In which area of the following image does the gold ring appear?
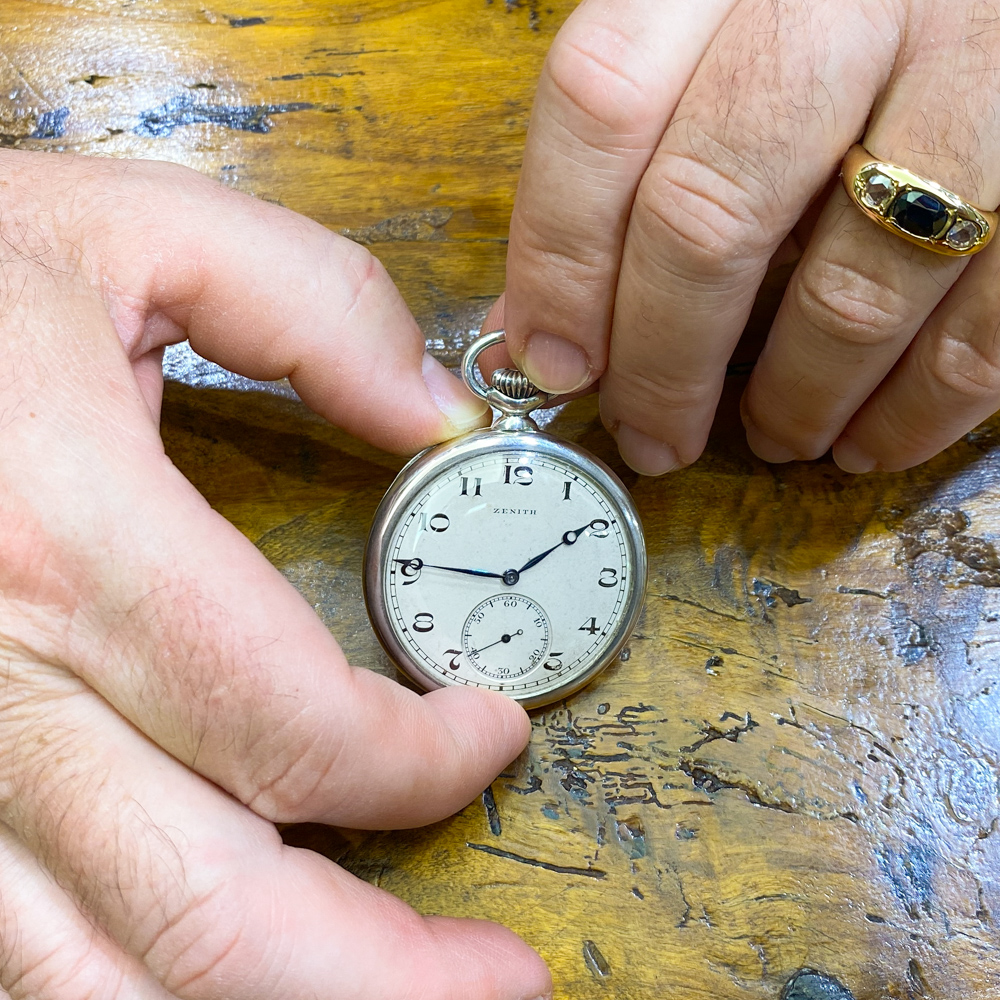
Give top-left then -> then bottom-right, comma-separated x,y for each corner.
841,144 -> 998,257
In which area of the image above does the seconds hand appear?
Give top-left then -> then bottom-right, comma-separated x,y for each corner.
470,629 -> 523,655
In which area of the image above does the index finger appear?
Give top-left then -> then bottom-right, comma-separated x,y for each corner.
504,0 -> 738,393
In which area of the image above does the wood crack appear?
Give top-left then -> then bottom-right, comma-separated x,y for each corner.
465,843 -> 607,879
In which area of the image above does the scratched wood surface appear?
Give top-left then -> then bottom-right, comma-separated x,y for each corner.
4,3 -> 999,999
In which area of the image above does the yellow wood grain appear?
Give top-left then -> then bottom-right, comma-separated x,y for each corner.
4,3 -> 1000,998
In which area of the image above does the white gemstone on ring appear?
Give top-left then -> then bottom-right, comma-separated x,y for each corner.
944,217 -> 984,251
861,172 -> 896,210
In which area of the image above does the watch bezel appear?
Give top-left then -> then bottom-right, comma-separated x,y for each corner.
363,425 -> 646,709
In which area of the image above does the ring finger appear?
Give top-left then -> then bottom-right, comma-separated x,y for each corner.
741,4 -> 1000,463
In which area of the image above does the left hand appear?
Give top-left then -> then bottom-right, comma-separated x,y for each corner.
501,0 -> 1000,475
0,151 -> 550,1000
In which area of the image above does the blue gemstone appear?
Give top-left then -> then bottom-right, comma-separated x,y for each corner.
890,190 -> 950,239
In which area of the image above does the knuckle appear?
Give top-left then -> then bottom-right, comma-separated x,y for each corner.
794,259 -> 911,348
545,24 -> 658,140
243,727 -> 343,822
634,152 -> 768,271
119,157 -> 219,203
336,243 -> 384,326
141,881 -> 255,994
614,366 -> 711,413
926,323 -> 1000,399
85,157 -> 205,225
511,212 -> 613,292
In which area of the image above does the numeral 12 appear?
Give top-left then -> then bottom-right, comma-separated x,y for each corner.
504,465 -> 533,486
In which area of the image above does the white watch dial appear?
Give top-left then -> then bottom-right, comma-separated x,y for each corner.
381,448 -> 635,698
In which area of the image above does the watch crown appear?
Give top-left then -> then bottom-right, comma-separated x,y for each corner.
491,367 -> 539,400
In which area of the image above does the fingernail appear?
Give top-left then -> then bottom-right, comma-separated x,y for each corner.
743,421 -> 802,464
521,331 -> 591,394
422,353 -> 489,433
615,423 -> 681,477
833,437 -> 878,474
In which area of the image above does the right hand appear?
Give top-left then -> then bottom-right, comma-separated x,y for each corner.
501,0 -> 1000,477
0,151 -> 552,1000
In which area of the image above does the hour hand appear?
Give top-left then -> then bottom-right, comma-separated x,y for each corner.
393,558 -> 503,583
516,520 -> 603,574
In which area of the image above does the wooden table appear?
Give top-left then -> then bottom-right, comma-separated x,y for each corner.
4,3 -> 998,997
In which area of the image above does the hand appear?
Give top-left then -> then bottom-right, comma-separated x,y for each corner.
397,518 -> 605,588
516,520 -> 607,575
0,151 -> 552,1000
395,557 -> 507,581
470,629 -> 524,655
501,0 -> 1000,475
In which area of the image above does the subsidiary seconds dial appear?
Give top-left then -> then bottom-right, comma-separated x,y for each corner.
462,594 -> 551,679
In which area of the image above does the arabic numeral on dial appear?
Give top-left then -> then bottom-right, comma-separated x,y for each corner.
460,477 -> 482,496
544,652 -> 564,671
503,464 -> 533,486
579,617 -> 600,635
598,567 -> 620,588
413,612 -> 435,633
562,481 -> 572,501
588,518 -> 610,538
418,512 -> 450,532
395,558 -> 423,584
533,617 -> 545,627
443,648 -> 462,670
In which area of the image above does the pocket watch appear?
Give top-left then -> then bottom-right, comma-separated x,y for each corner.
363,330 -> 647,709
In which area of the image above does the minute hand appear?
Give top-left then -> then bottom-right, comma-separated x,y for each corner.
394,558 -> 504,580
517,520 -> 602,574
425,563 -> 505,579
